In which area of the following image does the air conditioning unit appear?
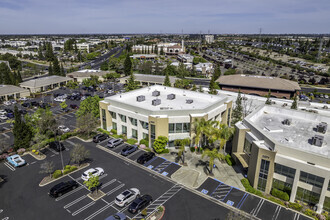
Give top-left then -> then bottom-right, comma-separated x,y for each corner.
152,99 -> 161,106
152,90 -> 160,97
186,99 -> 193,104
312,135 -> 324,147
167,94 -> 175,100
136,95 -> 145,102
316,122 -> 327,134
282,119 -> 292,126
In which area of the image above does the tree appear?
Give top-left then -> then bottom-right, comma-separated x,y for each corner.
265,90 -> 272,105
0,62 -> 13,85
84,173 -> 100,194
153,136 -> 168,154
124,53 -> 132,76
76,112 -> 98,138
164,73 -> 171,87
291,95 -> 298,110
60,101 -> 68,109
202,148 -> 225,174
193,118 -> 215,149
13,106 -> 33,150
40,161 -> 55,178
48,63 -> 53,75
76,96 -> 102,118
70,144 -> 90,165
210,123 -> 235,153
160,47 -> 164,55
175,138 -> 190,164
60,63 -> 65,76
191,84 -> 197,91
213,65 -> 221,80
208,76 -> 218,95
17,70 -> 22,83
126,72 -> 138,91
30,132 -> 47,151
53,57 -> 61,75
174,79 -> 192,89
35,108 -> 57,136
199,85 -> 203,92
231,91 -> 243,125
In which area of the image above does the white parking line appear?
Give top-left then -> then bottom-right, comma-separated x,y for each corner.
105,183 -> 125,196
1,133 -> 10,139
65,114 -> 74,118
72,201 -> 95,216
65,140 -> 76,146
64,195 -> 87,209
100,179 -> 117,189
4,162 -> 15,171
83,201 -> 115,220
48,148 -> 59,155
126,149 -> 141,159
56,186 -> 85,201
272,206 -> 281,220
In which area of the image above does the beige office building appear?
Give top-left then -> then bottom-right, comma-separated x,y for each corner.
232,105 -> 330,213
99,85 -> 232,147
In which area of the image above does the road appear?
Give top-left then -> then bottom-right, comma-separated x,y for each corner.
81,47 -> 123,70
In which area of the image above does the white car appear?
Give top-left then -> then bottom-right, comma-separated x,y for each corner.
19,97 -> 29,101
0,110 -> 6,115
10,100 -> 17,104
3,101 -> 11,106
58,125 -> 70,133
54,97 -> 65,102
115,188 -> 140,207
81,168 -> 104,181
0,115 -> 8,120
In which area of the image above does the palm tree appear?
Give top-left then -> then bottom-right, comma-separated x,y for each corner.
177,138 -> 190,165
193,118 -> 217,150
202,148 -> 225,174
217,123 -> 235,154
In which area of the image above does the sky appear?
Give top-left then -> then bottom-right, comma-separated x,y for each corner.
0,0 -> 329,34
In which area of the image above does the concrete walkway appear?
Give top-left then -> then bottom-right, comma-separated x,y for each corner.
162,149 -> 245,190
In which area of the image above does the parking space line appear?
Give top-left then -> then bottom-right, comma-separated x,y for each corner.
48,148 -> 59,155
126,149 -> 141,159
64,195 -> 87,209
66,140 -> 76,146
100,179 -> 117,189
153,161 -> 172,173
251,199 -> 265,216
1,133 -> 10,138
236,193 -> 248,209
65,114 -> 74,117
56,186 -> 85,201
4,162 -> 15,171
83,201 -> 115,220
272,206 -> 281,220
105,183 -> 125,196
143,157 -> 158,167
72,201 -> 95,216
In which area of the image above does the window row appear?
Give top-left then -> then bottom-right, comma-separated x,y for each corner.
296,187 -> 320,205
274,163 -> 296,179
299,171 -> 324,189
169,123 -> 190,134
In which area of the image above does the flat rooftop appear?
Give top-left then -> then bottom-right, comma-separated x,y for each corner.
20,75 -> 72,88
0,85 -> 29,96
104,85 -> 227,112
122,74 -> 177,84
248,106 -> 330,158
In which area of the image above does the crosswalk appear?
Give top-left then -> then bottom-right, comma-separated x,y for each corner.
153,160 -> 172,173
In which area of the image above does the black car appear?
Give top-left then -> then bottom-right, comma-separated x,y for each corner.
19,109 -> 28,115
93,134 -> 109,143
70,104 -> 79,109
128,194 -> 153,214
49,141 -> 66,152
4,108 -> 13,113
31,101 -> 39,107
137,152 -> 155,164
22,102 -> 31,108
49,180 -> 79,198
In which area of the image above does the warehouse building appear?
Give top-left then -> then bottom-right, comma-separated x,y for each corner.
0,85 -> 30,101
20,75 -> 73,93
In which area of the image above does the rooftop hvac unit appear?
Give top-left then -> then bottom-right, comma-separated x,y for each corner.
136,95 -> 145,102
152,99 -> 161,106
167,94 -> 175,100
312,135 -> 324,147
186,99 -> 193,104
282,119 -> 292,126
152,90 -> 160,97
316,122 -> 327,134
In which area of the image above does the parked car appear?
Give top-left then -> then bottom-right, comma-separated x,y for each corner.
107,138 -> 124,148
19,97 -> 29,101
128,194 -> 153,214
137,152 -> 155,164
19,109 -> 28,115
105,213 -> 127,220
3,101 -> 11,106
7,154 -> 26,167
70,104 -> 79,109
10,100 -> 17,104
49,141 -> 66,152
121,145 -> 138,156
6,113 -> 14,118
81,168 -> 104,181
115,188 -> 140,207
54,97 -> 65,102
31,101 -> 39,107
58,125 -> 70,133
0,115 -> 8,120
22,102 -> 31,108
49,180 -> 79,198
93,134 -> 109,143
4,108 -> 13,113
0,109 -> 6,114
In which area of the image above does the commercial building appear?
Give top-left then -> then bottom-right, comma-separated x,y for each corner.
76,43 -> 90,53
216,75 -> 301,99
130,54 -> 158,60
205,35 -> 215,44
99,85 -> 232,147
66,69 -> 109,83
0,85 -> 30,101
194,62 -> 214,76
20,75 -> 73,93
119,74 -> 177,87
177,54 -> 194,63
232,105 -> 330,213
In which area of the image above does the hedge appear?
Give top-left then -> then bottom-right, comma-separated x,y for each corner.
241,178 -> 264,197
111,129 -> 117,134
225,154 -> 235,166
267,196 -> 285,206
97,128 -> 110,135
271,188 -> 289,201
159,149 -> 169,154
52,170 -> 63,179
139,139 -> 149,147
288,202 -> 303,211
190,147 -> 195,152
60,132 -> 76,141
304,209 -> 316,218
127,138 -> 138,145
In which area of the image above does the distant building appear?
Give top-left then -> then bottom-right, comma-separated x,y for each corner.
76,43 -> 90,53
120,74 -> 177,86
0,85 -> 30,101
205,35 -> 215,44
177,54 -> 194,63
194,63 -> 214,76
66,69 -> 109,83
20,75 -> 73,93
216,75 -> 301,99
130,54 -> 158,60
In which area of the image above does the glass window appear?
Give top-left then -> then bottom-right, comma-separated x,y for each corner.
122,125 -> 127,135
175,123 -> 183,133
296,187 -> 320,205
274,163 -> 296,179
140,121 -> 148,129
110,111 -> 116,119
299,171 -> 324,188
169,123 -> 175,133
183,123 -> 190,133
102,109 -> 106,130
257,159 -> 270,192
324,197 -> 330,212
129,117 -> 137,126
243,139 -> 252,155
143,133 -> 148,140
119,114 -> 126,123
272,179 -> 292,195
112,122 -> 117,130
150,124 -> 155,140
132,129 -> 137,139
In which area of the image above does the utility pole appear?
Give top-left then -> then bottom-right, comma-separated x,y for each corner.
259,28 -> 262,43
317,37 -> 323,62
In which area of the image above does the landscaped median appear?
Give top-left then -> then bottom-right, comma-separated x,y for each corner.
147,206 -> 165,220
39,163 -> 90,187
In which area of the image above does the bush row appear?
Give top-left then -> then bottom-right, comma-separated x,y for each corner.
139,139 -> 149,147
52,165 -> 77,179
271,188 -> 289,201
225,154 -> 235,166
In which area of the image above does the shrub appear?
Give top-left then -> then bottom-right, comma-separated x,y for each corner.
271,188 -> 289,201
288,202 -> 303,211
157,206 -> 164,213
127,138 -> 137,145
160,149 -> 169,154
17,148 -> 26,155
63,169 -> 71,175
304,209 -> 316,217
153,136 -> 168,154
241,178 -> 264,197
97,128 -> 110,135
60,132 -> 76,141
139,139 -> 149,147
52,170 -> 63,179
225,154 -> 235,166
190,147 -> 195,152
70,166 -> 77,172
65,165 -> 71,170
111,129 -> 117,134
32,149 -> 36,153
267,196 -> 285,206
35,151 -> 39,155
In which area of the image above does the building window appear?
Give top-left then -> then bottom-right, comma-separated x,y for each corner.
175,123 -> 183,133
183,123 -> 190,133
140,120 -> 148,129
119,114 -> 126,123
274,163 -> 296,179
150,124 -> 155,140
243,139 -> 252,155
272,179 -> 292,195
324,197 -> 330,212
110,111 -> 116,119
143,133 -> 148,140
296,187 -> 320,205
257,159 -> 270,192
129,117 -> 137,126
102,109 -> 106,130
299,171 -> 324,188
227,108 -> 231,126
132,129 -> 137,139
169,123 -> 175,133
112,122 -> 117,130
169,123 -> 190,133
122,125 -> 127,135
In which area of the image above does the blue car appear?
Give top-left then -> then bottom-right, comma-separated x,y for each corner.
120,145 -> 138,156
7,154 -> 26,167
6,113 -> 14,118
105,212 -> 127,220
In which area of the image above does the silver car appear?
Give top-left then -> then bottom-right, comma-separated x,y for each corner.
106,138 -> 123,148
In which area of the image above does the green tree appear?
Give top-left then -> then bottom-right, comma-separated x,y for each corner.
76,112 -> 98,138
0,62 -> 13,85
60,63 -> 65,76
60,101 -> 68,109
17,70 -> 22,83
126,72 -> 138,91
84,173 -> 100,194
191,83 -> 197,91
193,118 -> 215,149
53,58 -> 61,75
124,53 -> 132,76
13,106 -> 33,150
175,138 -> 190,164
164,64 -> 177,76
265,90 -> 272,105
82,76 -> 99,88
213,65 -> 221,80
66,81 -> 79,89
164,73 -> 171,87
231,91 -> 243,125
208,76 -> 218,95
291,95 -> 298,110
70,144 -> 90,165
202,148 -> 225,174
174,79 -> 192,89
160,47 -> 164,55
153,136 -> 168,154
48,62 -> 53,75
35,108 -> 57,137
210,123 -> 235,153
76,96 -> 102,118
40,161 -> 55,178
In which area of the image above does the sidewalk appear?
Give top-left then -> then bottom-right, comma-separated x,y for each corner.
162,149 -> 245,190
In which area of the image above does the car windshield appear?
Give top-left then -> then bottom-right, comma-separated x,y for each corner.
82,173 -> 87,176
115,198 -> 122,202
122,190 -> 130,196
130,202 -> 138,208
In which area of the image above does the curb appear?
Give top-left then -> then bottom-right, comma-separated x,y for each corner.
27,151 -> 46,161
39,163 -> 90,187
87,190 -> 106,201
74,136 -> 93,143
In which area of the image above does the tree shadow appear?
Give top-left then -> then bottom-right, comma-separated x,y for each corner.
0,174 -> 7,189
